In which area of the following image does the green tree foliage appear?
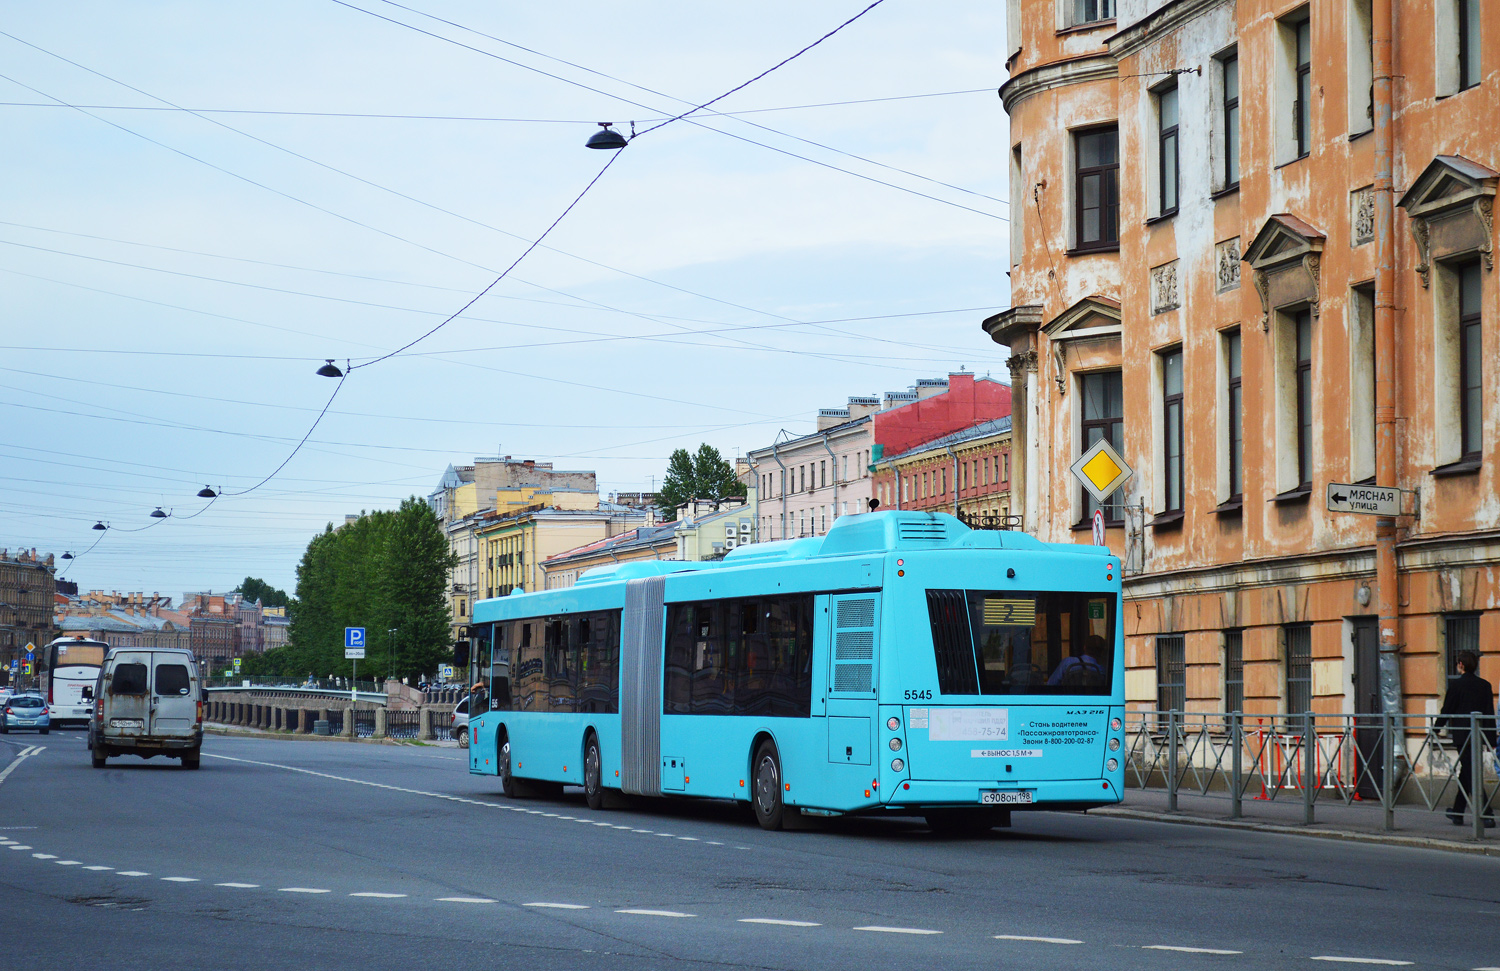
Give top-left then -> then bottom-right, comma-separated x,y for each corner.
657,444 -> 747,520
287,498 -> 457,682
234,576 -> 289,608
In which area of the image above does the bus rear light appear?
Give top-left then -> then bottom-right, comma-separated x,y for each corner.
891,758 -> 904,772
864,789 -> 870,798
1108,738 -> 1120,751
1106,758 -> 1118,772
887,716 -> 900,731
1110,717 -> 1122,731
888,738 -> 902,752
739,779 -> 744,787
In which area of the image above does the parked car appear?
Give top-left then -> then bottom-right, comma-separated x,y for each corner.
453,696 -> 469,748
88,647 -> 203,769
1,694 -> 49,734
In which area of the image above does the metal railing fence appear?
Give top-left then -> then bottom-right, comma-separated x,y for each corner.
385,709 -> 420,740
324,708 -> 344,735
352,708 -> 376,738
1126,710 -> 1498,840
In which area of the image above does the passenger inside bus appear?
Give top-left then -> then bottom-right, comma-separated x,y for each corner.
1046,634 -> 1107,687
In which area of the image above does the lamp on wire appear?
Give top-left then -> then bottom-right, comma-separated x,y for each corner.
92,521 -> 107,531
61,552 -> 73,560
197,486 -> 218,499
316,359 -> 344,378
585,122 -> 628,150
150,507 -> 169,519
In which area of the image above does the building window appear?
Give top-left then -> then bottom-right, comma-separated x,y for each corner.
1156,634 -> 1185,713
1010,144 -> 1024,267
1161,348 -> 1184,512
1459,0 -> 1481,90
1348,0 -> 1373,133
1157,83 -> 1179,215
1074,126 -> 1119,251
1081,370 -> 1124,523
1285,624 -> 1312,716
982,457 -> 990,484
1224,630 -> 1244,712
1445,613 -> 1481,683
1221,52 -> 1240,185
1074,0 -> 1115,24
1226,330 -> 1243,499
1281,309 -> 1314,491
1293,17 -> 1312,158
1458,261 -> 1483,460
1003,453 -> 1010,482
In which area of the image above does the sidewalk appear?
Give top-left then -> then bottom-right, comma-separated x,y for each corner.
1100,787 -> 1500,857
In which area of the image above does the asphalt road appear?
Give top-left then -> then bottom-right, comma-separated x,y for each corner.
1,731 -> 1497,971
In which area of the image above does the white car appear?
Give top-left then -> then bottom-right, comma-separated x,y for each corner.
452,697 -> 470,747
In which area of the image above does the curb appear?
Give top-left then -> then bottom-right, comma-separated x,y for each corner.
1093,805 -> 1500,858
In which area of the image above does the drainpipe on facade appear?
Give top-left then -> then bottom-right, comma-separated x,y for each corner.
881,459 -> 902,510
1372,0 -> 1406,763
770,442 -> 788,541
820,433 -> 839,529
943,446 -> 960,516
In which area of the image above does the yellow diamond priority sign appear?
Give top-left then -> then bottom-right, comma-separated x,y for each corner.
1070,438 -> 1133,503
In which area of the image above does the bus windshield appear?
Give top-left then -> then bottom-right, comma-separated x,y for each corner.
927,589 -> 1116,696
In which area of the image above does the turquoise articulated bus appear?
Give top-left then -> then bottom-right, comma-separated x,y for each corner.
466,511 -> 1125,833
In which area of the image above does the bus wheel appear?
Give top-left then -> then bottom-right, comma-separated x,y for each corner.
752,741 -> 784,831
583,734 -> 604,811
498,738 -> 517,798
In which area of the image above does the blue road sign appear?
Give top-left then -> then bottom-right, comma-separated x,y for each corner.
25,651 -> 34,663
345,627 -> 366,649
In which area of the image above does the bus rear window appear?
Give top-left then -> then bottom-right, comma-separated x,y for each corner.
925,590 -> 1115,696
156,665 -> 191,695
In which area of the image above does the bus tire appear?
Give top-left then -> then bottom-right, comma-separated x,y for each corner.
583,733 -> 604,811
91,747 -> 107,769
752,740 -> 785,831
498,736 -> 517,798
182,751 -> 201,770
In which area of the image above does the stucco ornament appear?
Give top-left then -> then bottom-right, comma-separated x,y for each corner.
1006,350 -> 1038,374
1254,267 -> 1271,332
1303,252 -> 1322,318
1150,260 -> 1181,314
1216,238 -> 1241,292
1476,198 -> 1494,271
1410,217 -> 1432,288
1353,188 -> 1375,245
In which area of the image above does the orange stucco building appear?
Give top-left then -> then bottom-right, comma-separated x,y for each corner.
985,0 -> 1498,721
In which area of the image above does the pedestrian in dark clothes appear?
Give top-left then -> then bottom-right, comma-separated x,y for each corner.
1438,650 -> 1496,827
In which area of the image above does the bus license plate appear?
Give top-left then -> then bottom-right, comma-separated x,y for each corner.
980,790 -> 1033,805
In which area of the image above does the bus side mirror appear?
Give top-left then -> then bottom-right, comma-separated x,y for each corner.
453,640 -> 470,668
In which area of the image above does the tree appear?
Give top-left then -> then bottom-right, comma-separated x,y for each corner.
657,444 -> 747,520
287,499 -> 456,682
234,576 -> 289,608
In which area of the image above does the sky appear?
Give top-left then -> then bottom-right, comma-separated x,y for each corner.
1,0 -> 1013,599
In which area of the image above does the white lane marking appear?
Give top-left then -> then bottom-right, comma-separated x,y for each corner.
7,846 -> 31,851
631,829 -> 652,833
524,902 -> 590,910
739,918 -> 821,927
84,866 -> 113,871
677,836 -> 699,841
1310,959 -> 1414,966
438,897 -> 496,904
994,935 -> 1083,945
617,909 -> 696,918
161,877 -> 199,883
350,892 -> 407,898
55,861 -> 82,866
216,882 -> 259,888
279,887 -> 331,894
706,841 -> 724,846
611,825 -> 632,830
117,871 -> 150,877
1143,945 -> 1242,955
32,853 -> 57,859
856,926 -> 942,935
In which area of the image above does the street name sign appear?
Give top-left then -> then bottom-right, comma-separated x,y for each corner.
344,648 -> 366,660
1070,438 -> 1133,503
1326,483 -> 1400,516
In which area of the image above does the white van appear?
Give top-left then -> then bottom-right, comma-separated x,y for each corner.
88,648 -> 203,770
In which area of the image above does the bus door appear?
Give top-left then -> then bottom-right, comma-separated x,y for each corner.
825,594 -> 879,785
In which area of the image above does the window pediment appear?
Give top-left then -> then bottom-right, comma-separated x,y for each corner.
1243,215 -> 1326,330
1042,295 -> 1122,341
1398,154 -> 1496,286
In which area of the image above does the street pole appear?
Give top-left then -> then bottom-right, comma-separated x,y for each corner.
351,657 -> 357,704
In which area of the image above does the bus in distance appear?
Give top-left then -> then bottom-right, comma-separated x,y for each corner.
41,636 -> 109,726
466,511 -> 1124,833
